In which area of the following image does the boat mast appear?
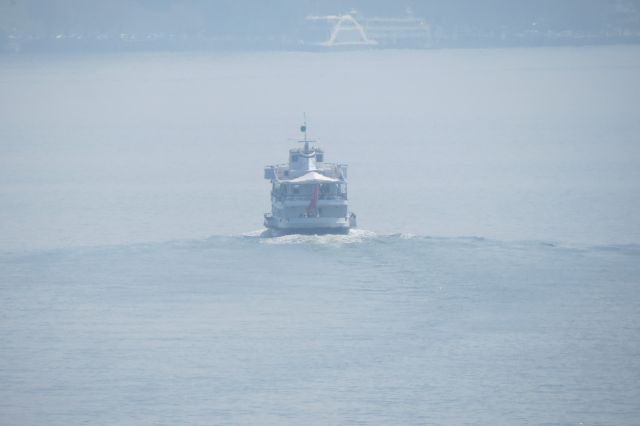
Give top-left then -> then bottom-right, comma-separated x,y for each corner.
300,113 -> 309,154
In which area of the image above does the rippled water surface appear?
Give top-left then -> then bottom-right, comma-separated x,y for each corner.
1,47 -> 640,425
1,234 -> 639,425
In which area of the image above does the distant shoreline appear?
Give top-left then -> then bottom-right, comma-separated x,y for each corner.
3,33 -> 640,55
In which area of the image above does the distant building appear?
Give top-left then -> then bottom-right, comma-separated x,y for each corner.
305,10 -> 431,49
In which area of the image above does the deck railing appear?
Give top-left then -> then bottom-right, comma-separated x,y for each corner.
272,194 -> 347,202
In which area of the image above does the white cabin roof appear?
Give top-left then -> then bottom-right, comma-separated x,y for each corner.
286,171 -> 340,184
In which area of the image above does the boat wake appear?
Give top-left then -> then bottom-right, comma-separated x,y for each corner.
3,229 -> 639,259
244,228 -> 378,245
239,228 -> 640,255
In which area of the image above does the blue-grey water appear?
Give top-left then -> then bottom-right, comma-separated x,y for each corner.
1,47 -> 640,425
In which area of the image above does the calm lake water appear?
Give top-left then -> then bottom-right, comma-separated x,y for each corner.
1,46 -> 639,425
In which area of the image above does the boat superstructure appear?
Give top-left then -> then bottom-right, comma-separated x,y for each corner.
263,122 -> 356,235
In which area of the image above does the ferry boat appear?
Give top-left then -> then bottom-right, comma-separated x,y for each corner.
263,122 -> 356,235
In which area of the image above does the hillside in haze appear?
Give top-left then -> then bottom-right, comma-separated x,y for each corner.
2,0 -> 640,51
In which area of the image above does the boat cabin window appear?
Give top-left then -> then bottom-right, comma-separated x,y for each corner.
320,183 -> 338,195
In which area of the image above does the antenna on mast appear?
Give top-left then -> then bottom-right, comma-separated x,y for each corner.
300,113 -> 311,153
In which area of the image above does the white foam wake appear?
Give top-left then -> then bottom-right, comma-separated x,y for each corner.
250,228 -> 378,245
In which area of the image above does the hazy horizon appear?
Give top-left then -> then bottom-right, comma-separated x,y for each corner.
2,0 -> 640,52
